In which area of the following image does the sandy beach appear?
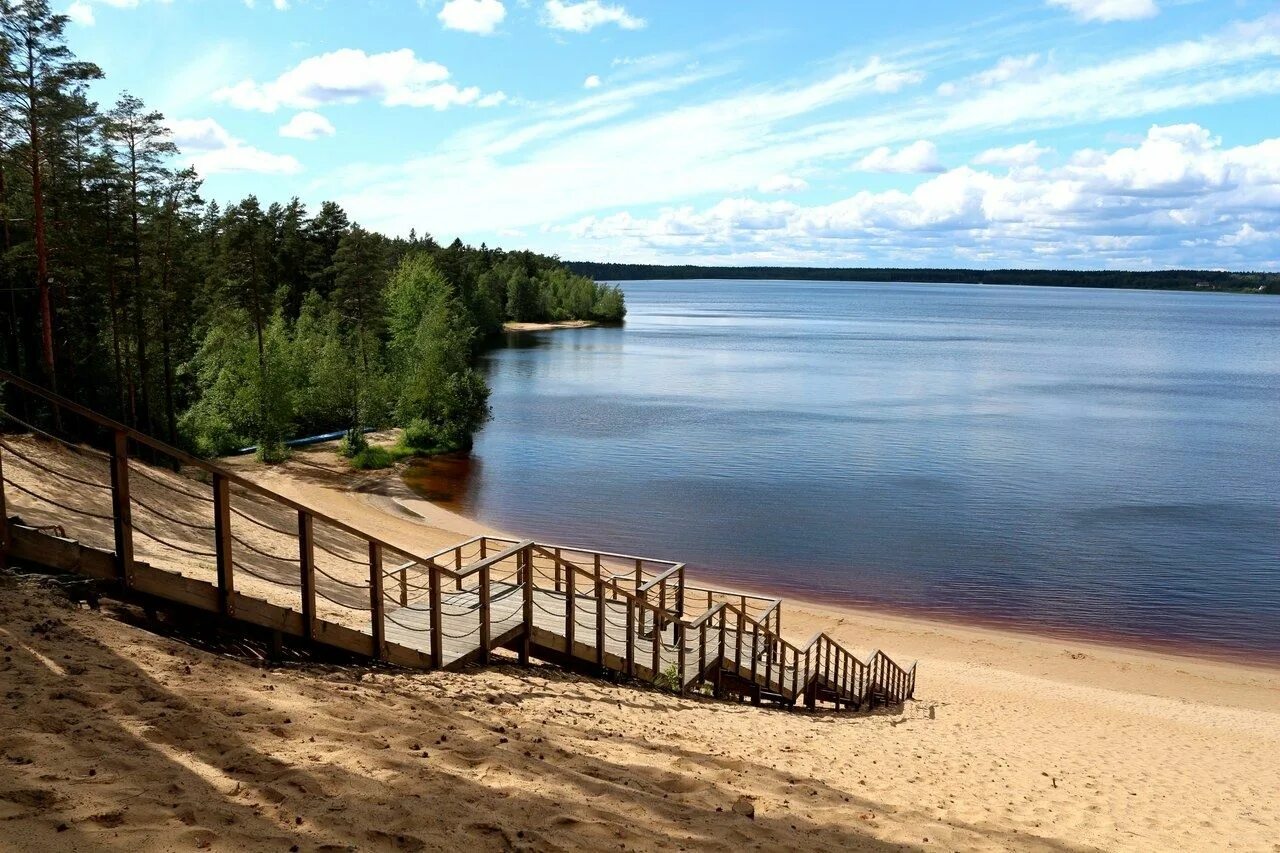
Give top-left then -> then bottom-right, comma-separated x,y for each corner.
502,320 -> 600,333
1,438 -> 1278,851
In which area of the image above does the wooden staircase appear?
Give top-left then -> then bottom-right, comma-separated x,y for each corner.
0,369 -> 917,710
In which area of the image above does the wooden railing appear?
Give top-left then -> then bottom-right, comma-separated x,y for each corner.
0,369 -> 916,709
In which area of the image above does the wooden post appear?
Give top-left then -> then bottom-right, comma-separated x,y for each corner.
368,542 -> 384,660
480,537 -> 488,559
520,546 -> 533,665
211,472 -> 232,614
565,551 -> 576,653
734,609 -> 744,671
298,511 -> 316,641
398,566 -> 408,607
624,599 -> 635,676
454,545 -> 463,591
698,620 -> 707,683
783,640 -> 793,696
650,606 -> 661,677
555,546 -> 562,592
677,623 -> 688,695
764,629 -> 773,687
825,638 -> 834,692
429,562 -> 443,667
478,563 -> 491,664
750,625 -> 759,684
717,609 -> 726,665
110,431 -> 136,587
0,446 -> 10,570
594,556 -> 605,667
805,644 -> 814,709
676,565 -> 685,617
634,558 -> 642,593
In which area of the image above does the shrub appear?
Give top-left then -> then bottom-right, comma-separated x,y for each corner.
654,662 -> 682,693
349,445 -> 393,470
398,418 -> 447,454
339,428 -> 368,458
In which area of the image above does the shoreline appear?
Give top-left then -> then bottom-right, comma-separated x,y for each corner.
393,453 -> 1280,674
10,435 -> 1277,849
243,442 -> 1280,693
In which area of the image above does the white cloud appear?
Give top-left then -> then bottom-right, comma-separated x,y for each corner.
938,53 -> 1041,96
974,141 -> 1052,167
974,54 -> 1041,87
279,110 -> 335,140
856,140 -> 944,173
321,14 -> 1280,267
543,0 -> 644,33
170,118 -> 303,175
213,48 -> 496,112
563,125 -> 1280,268
1048,0 -> 1158,23
66,1 -> 94,25
584,74 -> 602,89
873,69 -> 925,93
438,0 -> 506,35
757,174 -> 809,194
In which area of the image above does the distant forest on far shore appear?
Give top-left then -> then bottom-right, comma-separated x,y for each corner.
566,263 -> 1279,294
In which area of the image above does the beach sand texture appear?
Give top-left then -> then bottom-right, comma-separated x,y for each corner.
1,437 -> 1278,851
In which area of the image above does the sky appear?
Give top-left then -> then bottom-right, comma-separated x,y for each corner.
64,0 -> 1280,270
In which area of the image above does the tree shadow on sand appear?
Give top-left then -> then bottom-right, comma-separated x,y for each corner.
0,593 -> 1089,852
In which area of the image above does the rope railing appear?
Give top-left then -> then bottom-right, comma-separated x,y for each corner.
440,622 -> 482,641
0,438 -> 111,491
315,587 -> 371,612
228,533 -> 297,564
233,559 -> 302,589
130,462 -> 214,503
313,563 -> 370,590
384,611 -> 433,633
1,474 -> 116,522
132,494 -> 216,532
131,522 -> 217,558
229,503 -> 296,536
0,408 -> 111,459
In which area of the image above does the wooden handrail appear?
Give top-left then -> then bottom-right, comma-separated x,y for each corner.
637,562 -> 683,594
687,600 -> 727,629
0,369 -> 449,570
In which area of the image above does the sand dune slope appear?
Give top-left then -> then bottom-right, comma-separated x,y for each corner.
1,574 -> 1278,852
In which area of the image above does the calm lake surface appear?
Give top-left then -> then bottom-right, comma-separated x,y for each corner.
407,280 -> 1280,660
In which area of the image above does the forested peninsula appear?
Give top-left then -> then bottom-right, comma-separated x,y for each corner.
0,2 -> 623,466
567,263 -> 1279,294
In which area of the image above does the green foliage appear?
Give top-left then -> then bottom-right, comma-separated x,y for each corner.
348,443 -> 414,470
390,263 -> 491,451
339,429 -> 368,458
0,11 -> 620,454
654,662 -> 682,693
178,309 -> 297,459
349,445 -> 392,470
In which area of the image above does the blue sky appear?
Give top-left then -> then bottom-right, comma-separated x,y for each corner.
68,0 -> 1280,269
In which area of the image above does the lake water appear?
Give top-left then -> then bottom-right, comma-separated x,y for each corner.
406,280 -> 1280,661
